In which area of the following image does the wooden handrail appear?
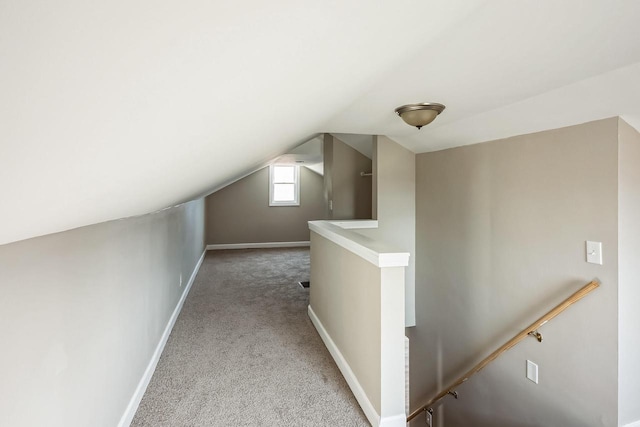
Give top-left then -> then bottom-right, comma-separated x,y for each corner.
407,279 -> 600,422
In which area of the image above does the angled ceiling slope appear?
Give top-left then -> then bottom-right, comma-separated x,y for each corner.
2,1 -> 640,245
0,1 -> 484,245
331,134 -> 373,159
323,1 -> 640,151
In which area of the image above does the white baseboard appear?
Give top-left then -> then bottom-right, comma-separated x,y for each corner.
624,420 -> 640,427
118,249 -> 206,427
206,241 -> 310,250
308,305 -> 381,427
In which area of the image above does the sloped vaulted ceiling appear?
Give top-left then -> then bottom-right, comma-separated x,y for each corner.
1,1 -> 640,244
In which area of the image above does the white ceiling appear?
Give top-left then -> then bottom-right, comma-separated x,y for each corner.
1,1 -> 639,244
323,1 -> 640,151
273,135 -> 324,176
332,134 -> 374,159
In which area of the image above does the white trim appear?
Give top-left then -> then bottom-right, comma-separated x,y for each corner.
329,220 -> 379,229
405,337 -> 410,416
206,241 -> 310,250
308,220 -> 409,268
379,414 -> 408,427
308,305 -> 381,427
269,164 -> 300,206
624,421 -> 640,427
379,268 -> 407,424
118,250 -> 206,427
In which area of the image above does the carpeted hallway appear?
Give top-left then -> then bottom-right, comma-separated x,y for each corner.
131,248 -> 369,427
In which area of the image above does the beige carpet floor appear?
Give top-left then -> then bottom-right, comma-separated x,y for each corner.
131,248 -> 369,427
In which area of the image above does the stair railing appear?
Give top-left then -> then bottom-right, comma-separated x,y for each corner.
407,279 -> 600,423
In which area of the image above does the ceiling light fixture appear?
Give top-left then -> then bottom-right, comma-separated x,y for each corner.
395,103 -> 446,129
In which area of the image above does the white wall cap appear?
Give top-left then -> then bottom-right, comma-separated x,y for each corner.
328,220 -> 379,229
308,220 -> 410,268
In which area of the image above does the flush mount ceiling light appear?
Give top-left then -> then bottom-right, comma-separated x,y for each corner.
395,103 -> 446,129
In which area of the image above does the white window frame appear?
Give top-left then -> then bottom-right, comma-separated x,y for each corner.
269,164 -> 300,206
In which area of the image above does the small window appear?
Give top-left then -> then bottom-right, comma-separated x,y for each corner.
269,165 -> 300,206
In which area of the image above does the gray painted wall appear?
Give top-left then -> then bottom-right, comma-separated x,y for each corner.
409,119 -> 619,427
205,166 -> 325,244
310,232 -> 383,413
323,133 -> 334,219
357,136 -> 416,327
618,118 -> 640,426
0,198 -> 205,427
324,135 -> 373,220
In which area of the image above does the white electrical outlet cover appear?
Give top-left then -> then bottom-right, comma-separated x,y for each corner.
526,360 -> 539,384
586,241 -> 603,265
426,410 -> 433,427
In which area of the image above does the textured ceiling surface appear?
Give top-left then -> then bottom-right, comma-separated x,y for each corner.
1,1 -> 639,244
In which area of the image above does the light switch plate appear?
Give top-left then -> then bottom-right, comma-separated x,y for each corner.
586,241 -> 603,265
526,360 -> 538,384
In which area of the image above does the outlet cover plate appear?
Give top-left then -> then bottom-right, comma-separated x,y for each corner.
586,241 -> 603,265
527,360 -> 539,384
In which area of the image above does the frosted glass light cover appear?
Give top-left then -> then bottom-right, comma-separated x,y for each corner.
395,103 -> 445,129
400,110 -> 438,127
